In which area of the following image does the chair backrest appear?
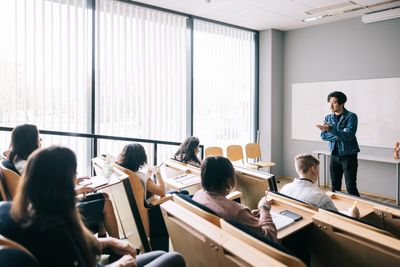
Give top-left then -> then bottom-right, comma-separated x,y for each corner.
205,146 -> 223,157
0,171 -> 8,201
0,164 -> 21,200
234,169 -> 269,210
245,143 -> 261,160
311,209 -> 400,267
161,200 -> 286,267
173,194 -> 221,226
0,235 -> 39,267
113,164 -> 150,236
226,145 -> 244,162
220,220 -> 306,267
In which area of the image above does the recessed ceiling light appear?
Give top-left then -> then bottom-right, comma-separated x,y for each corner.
302,14 -> 333,22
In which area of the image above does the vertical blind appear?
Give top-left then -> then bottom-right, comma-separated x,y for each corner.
193,19 -> 256,148
95,0 -> 188,161
0,0 -> 92,174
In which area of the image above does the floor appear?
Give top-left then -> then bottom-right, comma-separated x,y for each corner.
277,176 -> 397,206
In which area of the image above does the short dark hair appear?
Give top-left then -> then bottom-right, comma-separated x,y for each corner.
117,143 -> 147,172
201,156 -> 235,194
327,91 -> 347,105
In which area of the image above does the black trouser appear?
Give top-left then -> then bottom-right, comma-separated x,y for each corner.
330,153 -> 360,196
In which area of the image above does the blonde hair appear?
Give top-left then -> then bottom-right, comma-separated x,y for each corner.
294,154 -> 319,175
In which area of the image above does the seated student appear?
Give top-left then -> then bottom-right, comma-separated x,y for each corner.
2,124 -> 120,238
0,146 -> 185,267
116,143 -> 166,197
2,124 -> 40,174
116,143 -> 170,251
174,136 -> 201,167
193,156 -> 277,242
280,154 -> 359,217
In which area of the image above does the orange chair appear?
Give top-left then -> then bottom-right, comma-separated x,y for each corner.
226,145 -> 257,169
0,164 -> 21,200
204,146 -> 223,157
245,143 -> 275,170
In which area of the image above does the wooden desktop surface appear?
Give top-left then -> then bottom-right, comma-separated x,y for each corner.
326,191 -> 400,218
161,159 -> 202,191
267,194 -> 316,240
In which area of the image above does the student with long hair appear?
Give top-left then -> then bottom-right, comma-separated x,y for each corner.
1,124 -> 119,239
193,156 -> 277,241
0,146 -> 185,267
174,136 -> 201,167
2,124 -> 40,174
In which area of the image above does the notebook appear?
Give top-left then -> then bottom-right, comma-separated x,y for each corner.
80,176 -> 109,189
270,211 -> 296,231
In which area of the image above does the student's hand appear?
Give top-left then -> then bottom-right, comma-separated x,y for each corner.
257,196 -> 272,210
76,176 -> 90,184
107,255 -> 136,267
106,238 -> 136,257
75,183 -> 94,195
348,206 -> 360,218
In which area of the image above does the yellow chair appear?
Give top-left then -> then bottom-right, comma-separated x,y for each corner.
245,143 -> 276,170
204,146 -> 223,157
226,145 -> 257,169
0,164 -> 21,200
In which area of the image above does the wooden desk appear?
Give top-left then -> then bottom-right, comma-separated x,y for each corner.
313,150 -> 400,205
327,191 -> 400,238
160,159 -> 201,192
234,166 -> 276,209
267,192 -> 317,240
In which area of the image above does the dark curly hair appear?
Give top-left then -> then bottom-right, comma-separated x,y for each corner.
116,143 -> 147,172
174,136 -> 201,165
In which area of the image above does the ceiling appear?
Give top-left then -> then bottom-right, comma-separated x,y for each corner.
131,0 -> 400,31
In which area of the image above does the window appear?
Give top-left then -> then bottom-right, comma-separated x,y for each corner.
0,0 -> 92,173
95,0 -> 188,161
193,19 -> 256,147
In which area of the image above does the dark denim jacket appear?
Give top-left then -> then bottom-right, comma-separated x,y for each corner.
321,108 -> 360,156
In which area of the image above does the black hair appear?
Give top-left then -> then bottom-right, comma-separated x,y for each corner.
201,156 -> 235,194
327,91 -> 347,105
174,136 -> 201,165
117,143 -> 147,172
9,124 -> 40,163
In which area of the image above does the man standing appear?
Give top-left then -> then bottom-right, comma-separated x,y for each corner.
316,91 -> 360,196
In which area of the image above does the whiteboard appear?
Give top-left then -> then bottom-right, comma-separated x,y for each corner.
291,77 -> 400,148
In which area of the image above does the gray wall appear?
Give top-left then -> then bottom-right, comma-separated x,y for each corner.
259,29 -> 284,177
260,17 -> 400,197
261,17 -> 400,198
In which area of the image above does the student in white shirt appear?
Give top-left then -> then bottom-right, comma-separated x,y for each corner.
280,154 -> 359,217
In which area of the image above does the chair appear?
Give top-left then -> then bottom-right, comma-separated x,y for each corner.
113,163 -> 172,247
0,235 -> 39,267
0,164 -> 21,200
161,200 -> 286,267
205,146 -> 223,157
245,143 -> 275,170
0,171 -> 8,201
226,145 -> 257,169
220,220 -> 306,267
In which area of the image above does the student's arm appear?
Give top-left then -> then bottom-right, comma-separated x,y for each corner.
145,170 -> 165,197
